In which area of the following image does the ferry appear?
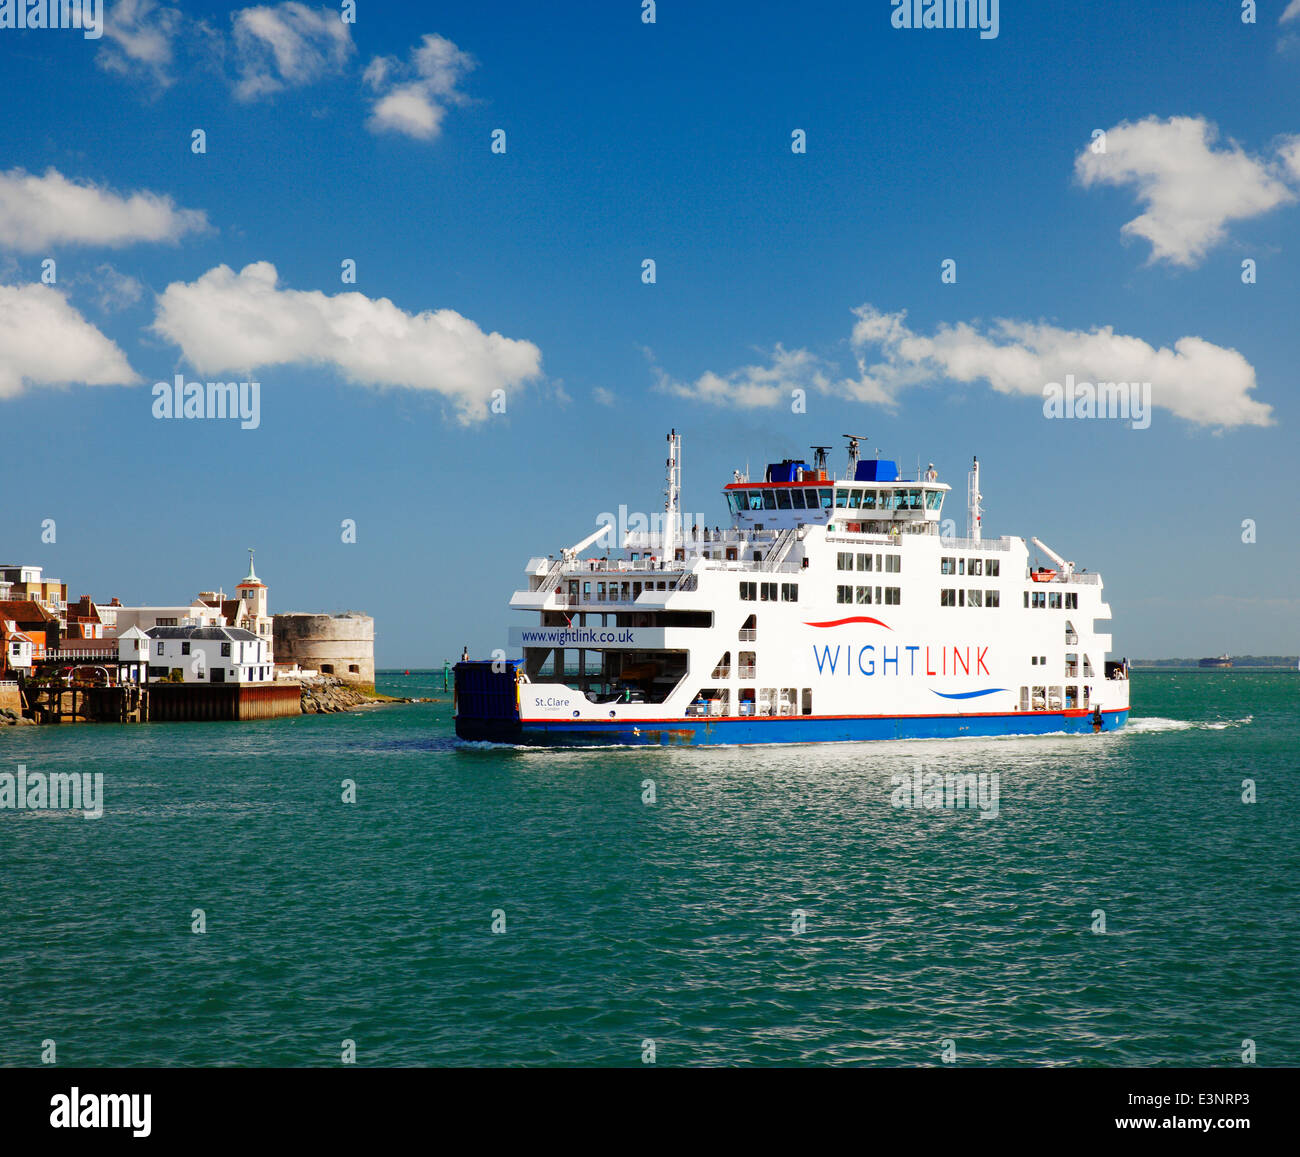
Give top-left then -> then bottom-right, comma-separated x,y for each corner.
455,432 -> 1130,746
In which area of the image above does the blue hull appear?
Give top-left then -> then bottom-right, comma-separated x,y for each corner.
456,708 -> 1130,747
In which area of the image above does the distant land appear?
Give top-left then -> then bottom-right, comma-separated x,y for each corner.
1131,657 -> 1299,669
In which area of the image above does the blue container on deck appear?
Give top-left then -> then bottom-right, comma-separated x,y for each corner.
765,460 -> 811,483
855,459 -> 899,482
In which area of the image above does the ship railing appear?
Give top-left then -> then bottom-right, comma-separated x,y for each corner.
737,664 -> 756,679
738,629 -> 756,642
939,536 -> 1013,551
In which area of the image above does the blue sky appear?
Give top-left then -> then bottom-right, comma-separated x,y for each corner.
1,0 -> 1298,664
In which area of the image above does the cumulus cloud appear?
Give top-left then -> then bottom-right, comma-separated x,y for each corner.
654,344 -> 833,408
151,261 -> 542,422
232,2 -> 354,100
0,168 -> 208,253
364,34 -> 475,140
592,386 -> 616,406
655,306 -> 1272,430
844,305 -> 1273,428
98,0 -> 184,87
1075,116 -> 1297,267
0,284 -> 139,398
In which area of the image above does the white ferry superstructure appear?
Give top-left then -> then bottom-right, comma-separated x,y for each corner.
455,431 -> 1130,746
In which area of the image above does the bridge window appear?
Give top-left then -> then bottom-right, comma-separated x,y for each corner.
925,491 -> 942,511
790,489 -> 806,509
817,489 -> 833,509
776,489 -> 793,509
861,490 -> 878,510
761,491 -> 777,510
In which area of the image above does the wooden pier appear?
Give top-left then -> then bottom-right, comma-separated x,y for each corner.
19,680 -> 301,723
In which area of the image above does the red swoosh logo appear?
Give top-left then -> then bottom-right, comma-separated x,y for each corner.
803,616 -> 892,630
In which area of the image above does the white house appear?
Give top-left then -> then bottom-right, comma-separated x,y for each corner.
140,626 -> 273,684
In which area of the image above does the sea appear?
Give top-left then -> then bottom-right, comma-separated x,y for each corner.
1,670 -> 1295,1067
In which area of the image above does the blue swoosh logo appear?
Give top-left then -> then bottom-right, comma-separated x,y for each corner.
930,688 -> 1007,700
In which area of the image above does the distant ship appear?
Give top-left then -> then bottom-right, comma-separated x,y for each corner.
1198,655 -> 1232,669
455,431 -> 1130,746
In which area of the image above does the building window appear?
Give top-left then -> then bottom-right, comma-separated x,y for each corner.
348,664 -> 359,673
156,642 -> 165,655
181,642 -> 190,655
221,643 -> 232,656
321,664 -> 334,674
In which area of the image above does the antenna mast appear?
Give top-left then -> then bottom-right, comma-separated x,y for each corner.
967,455 -> 982,542
664,429 -> 681,557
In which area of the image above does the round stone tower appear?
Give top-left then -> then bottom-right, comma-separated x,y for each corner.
273,612 -> 375,689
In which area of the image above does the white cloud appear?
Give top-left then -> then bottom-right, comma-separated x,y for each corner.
1075,116 -> 1297,267
655,306 -> 1273,429
654,343 -> 832,408
365,34 -> 474,140
98,0 -> 183,88
0,168 -> 209,253
232,2 -> 353,101
81,264 -> 146,313
844,305 -> 1273,429
0,284 -> 139,398
151,261 -> 542,423
592,386 -> 616,406
1283,0 -> 1300,22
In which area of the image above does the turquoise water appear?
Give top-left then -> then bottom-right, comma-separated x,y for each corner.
1,671 -> 1295,1067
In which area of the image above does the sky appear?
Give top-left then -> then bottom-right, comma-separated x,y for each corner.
1,0 -> 1298,665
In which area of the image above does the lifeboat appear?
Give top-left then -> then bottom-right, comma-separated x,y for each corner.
1030,567 -> 1057,582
